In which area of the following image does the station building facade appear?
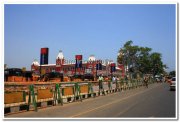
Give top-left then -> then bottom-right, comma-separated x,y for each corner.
31,50 -> 125,77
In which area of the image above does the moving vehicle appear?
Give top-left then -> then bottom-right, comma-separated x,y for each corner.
170,77 -> 176,91
155,75 -> 162,83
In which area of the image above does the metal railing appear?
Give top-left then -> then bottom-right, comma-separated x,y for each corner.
4,78 -> 156,114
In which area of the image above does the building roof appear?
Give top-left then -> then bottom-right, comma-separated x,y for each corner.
57,50 -> 64,59
41,64 -> 56,66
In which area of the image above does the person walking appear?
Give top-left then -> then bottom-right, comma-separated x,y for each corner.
98,74 -> 105,95
108,76 -> 112,91
115,76 -> 120,91
144,76 -> 148,88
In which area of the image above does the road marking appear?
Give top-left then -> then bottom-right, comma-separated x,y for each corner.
113,100 -> 139,117
70,85 -> 160,117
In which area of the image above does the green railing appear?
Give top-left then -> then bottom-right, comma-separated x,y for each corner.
5,79 -> 155,113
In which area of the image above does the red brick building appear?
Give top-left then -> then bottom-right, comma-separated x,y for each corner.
31,50 -> 125,77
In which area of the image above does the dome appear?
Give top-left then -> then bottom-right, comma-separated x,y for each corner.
32,59 -> 39,66
88,55 -> 95,61
57,50 -> 64,59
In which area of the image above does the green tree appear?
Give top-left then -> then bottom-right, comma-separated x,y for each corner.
169,71 -> 175,77
137,47 -> 152,74
162,64 -> 169,75
149,52 -> 164,76
117,40 -> 166,78
117,40 -> 139,78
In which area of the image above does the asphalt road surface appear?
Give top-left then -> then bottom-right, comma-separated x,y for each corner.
5,83 -> 176,119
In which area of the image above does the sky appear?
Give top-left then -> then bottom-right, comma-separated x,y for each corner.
4,4 -> 176,71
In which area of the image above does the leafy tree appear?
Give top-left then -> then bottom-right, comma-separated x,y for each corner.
117,40 -> 166,78
150,52 -> 164,76
137,47 -> 152,74
117,40 -> 139,78
169,71 -> 175,77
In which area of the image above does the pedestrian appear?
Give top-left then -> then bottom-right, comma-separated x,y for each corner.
98,74 -> 105,95
112,76 -> 116,84
108,77 -> 112,91
163,76 -> 166,83
115,76 -> 120,91
144,76 -> 148,88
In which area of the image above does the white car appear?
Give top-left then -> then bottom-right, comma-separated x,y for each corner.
170,77 -> 176,91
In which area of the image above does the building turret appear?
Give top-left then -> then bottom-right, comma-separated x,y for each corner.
56,50 -> 65,65
32,59 -> 40,66
56,50 -> 65,72
31,59 -> 40,71
56,50 -> 64,59
88,54 -> 96,61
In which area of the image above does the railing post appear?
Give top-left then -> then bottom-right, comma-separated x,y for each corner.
89,82 -> 95,97
55,83 -> 63,106
28,85 -> 37,112
75,82 -> 82,102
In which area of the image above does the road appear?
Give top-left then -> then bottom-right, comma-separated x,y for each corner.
5,83 -> 176,118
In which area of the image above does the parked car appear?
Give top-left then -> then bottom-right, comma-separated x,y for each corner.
170,77 -> 176,91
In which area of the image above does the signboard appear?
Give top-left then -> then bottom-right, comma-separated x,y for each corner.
75,55 -> 82,68
110,63 -> 116,73
96,60 -> 102,70
96,63 -> 102,70
40,48 -> 49,65
75,55 -> 82,60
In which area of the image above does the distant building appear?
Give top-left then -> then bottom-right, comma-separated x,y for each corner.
31,50 -> 125,77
